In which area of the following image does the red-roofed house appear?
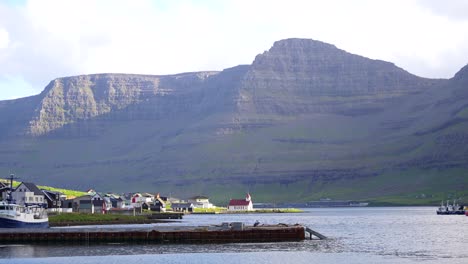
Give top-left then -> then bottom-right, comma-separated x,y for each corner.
228,193 -> 253,211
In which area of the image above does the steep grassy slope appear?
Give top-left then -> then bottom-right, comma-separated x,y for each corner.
0,38 -> 467,205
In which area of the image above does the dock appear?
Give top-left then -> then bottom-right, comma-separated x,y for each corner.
0,223 -> 310,244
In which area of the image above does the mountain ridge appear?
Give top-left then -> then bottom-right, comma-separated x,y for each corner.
0,38 -> 467,204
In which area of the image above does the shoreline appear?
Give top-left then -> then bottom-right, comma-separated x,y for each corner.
192,208 -> 304,214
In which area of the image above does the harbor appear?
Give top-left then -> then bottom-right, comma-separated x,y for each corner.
0,207 -> 466,263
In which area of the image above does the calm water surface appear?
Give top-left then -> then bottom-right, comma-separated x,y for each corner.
0,207 -> 466,263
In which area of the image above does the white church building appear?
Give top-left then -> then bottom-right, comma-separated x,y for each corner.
228,193 -> 253,211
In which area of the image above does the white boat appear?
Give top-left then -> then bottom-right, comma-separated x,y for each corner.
436,200 -> 465,215
0,202 -> 49,228
0,174 -> 49,228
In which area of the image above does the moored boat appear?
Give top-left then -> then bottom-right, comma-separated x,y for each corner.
0,174 -> 48,228
0,202 -> 49,228
436,200 -> 465,215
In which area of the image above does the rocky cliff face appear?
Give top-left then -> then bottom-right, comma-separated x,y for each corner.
27,72 -> 218,136
238,38 -> 436,115
17,39 -> 442,137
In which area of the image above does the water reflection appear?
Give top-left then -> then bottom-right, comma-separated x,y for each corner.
0,239 -> 341,258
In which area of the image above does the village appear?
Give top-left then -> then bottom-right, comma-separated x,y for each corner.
0,180 -> 256,215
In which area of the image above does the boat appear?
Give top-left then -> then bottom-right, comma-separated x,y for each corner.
0,202 -> 49,228
436,200 -> 465,215
0,175 -> 48,228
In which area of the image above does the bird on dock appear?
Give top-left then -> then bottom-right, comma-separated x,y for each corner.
254,220 -> 260,227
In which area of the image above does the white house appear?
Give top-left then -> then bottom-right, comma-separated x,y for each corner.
130,193 -> 154,207
10,182 -> 47,208
228,193 -> 253,211
188,195 -> 214,209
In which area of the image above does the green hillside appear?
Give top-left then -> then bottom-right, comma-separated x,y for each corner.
0,179 -> 86,199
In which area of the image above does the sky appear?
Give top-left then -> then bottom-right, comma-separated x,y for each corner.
0,0 -> 468,100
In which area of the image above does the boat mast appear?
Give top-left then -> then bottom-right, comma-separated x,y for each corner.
6,173 -> 18,205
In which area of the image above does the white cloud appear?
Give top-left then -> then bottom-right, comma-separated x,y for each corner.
0,28 -> 8,49
417,0 -> 468,21
0,0 -> 468,100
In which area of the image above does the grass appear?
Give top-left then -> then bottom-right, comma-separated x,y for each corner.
1,116 -> 467,206
38,186 -> 86,199
49,213 -> 148,223
193,207 -> 226,213
367,191 -> 468,206
0,178 -> 87,199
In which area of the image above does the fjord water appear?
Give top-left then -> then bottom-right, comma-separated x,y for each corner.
0,207 -> 466,263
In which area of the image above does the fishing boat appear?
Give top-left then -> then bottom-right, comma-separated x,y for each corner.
0,175 -> 48,228
0,202 -> 49,228
436,200 -> 465,215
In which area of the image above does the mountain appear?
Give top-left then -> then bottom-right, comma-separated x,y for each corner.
0,38 -> 467,204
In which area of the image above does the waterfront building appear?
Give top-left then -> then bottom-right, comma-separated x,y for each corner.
228,193 -> 253,211
188,195 -> 214,208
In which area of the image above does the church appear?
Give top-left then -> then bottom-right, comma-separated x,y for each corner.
227,193 -> 253,211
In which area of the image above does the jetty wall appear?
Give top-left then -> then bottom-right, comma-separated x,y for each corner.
0,225 -> 305,244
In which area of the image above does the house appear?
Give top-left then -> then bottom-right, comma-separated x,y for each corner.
228,193 -> 253,211
72,195 -> 93,213
188,195 -> 214,209
92,192 -> 106,213
141,202 -> 152,210
121,193 -> 134,208
9,182 -> 47,208
140,193 -> 167,212
131,193 -> 154,207
157,194 -> 168,203
0,181 -> 9,200
167,196 -> 181,205
171,202 -> 194,213
151,193 -> 166,212
63,198 -> 75,210
41,190 -> 68,212
72,192 -> 106,214
141,193 -> 155,203
104,193 -> 125,209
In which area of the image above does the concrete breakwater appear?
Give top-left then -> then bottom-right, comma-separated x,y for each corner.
0,224 -> 306,244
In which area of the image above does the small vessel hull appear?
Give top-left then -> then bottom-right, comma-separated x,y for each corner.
436,200 -> 466,215
0,217 -> 49,228
436,211 -> 465,215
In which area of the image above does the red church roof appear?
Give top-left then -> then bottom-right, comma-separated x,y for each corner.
228,199 -> 251,206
